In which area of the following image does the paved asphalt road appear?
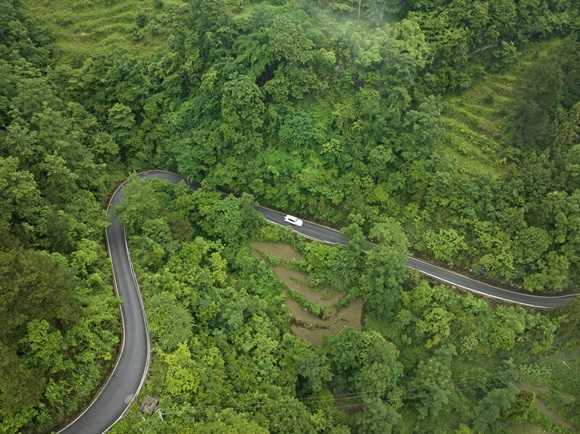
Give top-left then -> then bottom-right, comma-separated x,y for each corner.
258,206 -> 576,308
60,170 -> 577,433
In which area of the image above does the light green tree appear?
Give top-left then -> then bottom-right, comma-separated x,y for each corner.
165,343 -> 201,402
424,228 -> 467,265
148,292 -> 193,352
107,103 -> 135,141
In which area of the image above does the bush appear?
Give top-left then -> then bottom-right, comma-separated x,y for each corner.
135,12 -> 149,28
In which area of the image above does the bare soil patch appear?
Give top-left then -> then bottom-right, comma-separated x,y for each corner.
273,266 -> 344,307
252,242 -> 364,345
252,242 -> 304,261
288,298 -> 364,346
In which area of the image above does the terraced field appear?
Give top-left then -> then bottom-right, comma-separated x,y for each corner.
439,72 -> 514,177
439,39 -> 564,178
251,242 -> 363,346
23,0 -> 187,60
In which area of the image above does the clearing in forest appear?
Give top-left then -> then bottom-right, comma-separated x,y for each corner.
441,72 -> 511,177
251,242 -> 363,346
440,39 -> 563,178
23,0 -> 186,60
515,382 -> 576,432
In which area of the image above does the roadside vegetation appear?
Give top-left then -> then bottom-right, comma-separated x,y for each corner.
1,0 -> 579,432
111,178 -> 579,433
0,1 -> 122,431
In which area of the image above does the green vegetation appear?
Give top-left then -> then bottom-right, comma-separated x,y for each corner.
24,0 -> 188,61
440,38 -> 570,178
19,0 -> 580,292
2,0 -> 579,432
440,73 -> 511,177
110,180 -> 578,433
0,1 -> 122,431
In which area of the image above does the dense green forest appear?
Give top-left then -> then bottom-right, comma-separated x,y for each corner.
0,0 -> 579,432
35,0 -> 580,294
0,1 -> 123,432
111,178 -> 578,433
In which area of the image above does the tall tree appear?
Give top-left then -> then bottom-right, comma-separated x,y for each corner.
361,219 -> 409,319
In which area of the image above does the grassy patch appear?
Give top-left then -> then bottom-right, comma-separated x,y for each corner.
251,241 -> 305,262
439,39 -> 565,178
439,72 -> 512,178
23,0 -> 188,61
517,346 -> 580,431
507,423 -> 552,434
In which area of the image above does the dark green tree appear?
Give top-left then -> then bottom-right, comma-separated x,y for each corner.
361,219 -> 409,319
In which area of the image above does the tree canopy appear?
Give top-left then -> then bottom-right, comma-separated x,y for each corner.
2,0 -> 580,432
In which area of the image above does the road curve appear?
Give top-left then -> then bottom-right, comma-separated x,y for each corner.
258,206 -> 576,309
60,170 -> 576,433
59,171 -> 182,434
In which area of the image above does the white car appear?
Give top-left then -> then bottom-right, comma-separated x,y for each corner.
284,215 -> 303,227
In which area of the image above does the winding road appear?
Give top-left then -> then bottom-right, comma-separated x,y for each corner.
59,170 -> 577,433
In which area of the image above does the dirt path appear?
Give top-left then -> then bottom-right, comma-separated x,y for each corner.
517,383 -> 575,431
